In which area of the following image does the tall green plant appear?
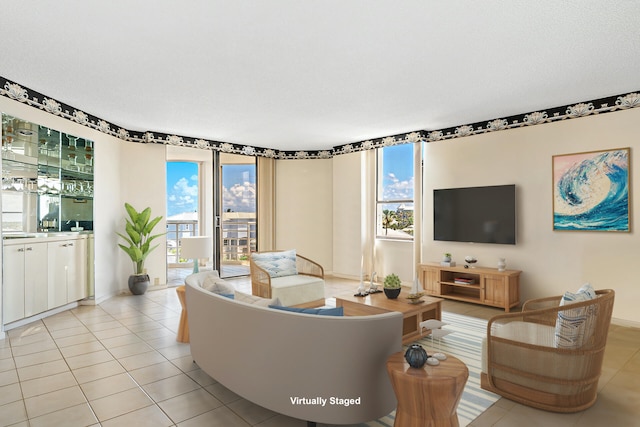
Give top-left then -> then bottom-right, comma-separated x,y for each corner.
117,203 -> 165,275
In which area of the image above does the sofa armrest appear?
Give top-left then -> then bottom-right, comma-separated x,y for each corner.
296,254 -> 324,278
250,259 -> 272,298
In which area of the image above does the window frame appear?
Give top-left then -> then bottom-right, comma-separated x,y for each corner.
375,143 -> 415,241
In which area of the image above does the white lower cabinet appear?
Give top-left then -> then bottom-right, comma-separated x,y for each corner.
3,242 -> 48,323
47,238 -> 88,309
3,235 -> 89,325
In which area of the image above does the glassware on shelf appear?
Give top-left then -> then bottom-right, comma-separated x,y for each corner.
84,153 -> 93,172
68,136 -> 77,150
68,152 -> 78,170
2,135 -> 15,159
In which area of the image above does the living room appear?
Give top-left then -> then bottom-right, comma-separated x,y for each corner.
1,2 -> 640,425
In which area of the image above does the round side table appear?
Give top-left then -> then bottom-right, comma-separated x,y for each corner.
176,285 -> 189,343
386,351 -> 468,427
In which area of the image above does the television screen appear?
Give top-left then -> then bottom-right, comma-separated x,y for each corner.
433,185 -> 516,245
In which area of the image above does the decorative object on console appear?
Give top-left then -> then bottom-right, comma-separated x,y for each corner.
404,344 -> 428,368
497,257 -> 506,271
383,273 -> 402,299
442,253 -> 452,263
117,203 -> 165,295
552,147 -> 630,232
464,256 -> 477,268
181,236 -> 212,273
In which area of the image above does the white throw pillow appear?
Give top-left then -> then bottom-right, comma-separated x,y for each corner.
554,283 -> 596,349
202,274 -> 235,295
234,290 -> 281,307
251,250 -> 298,278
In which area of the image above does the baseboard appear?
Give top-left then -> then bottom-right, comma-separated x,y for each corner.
2,301 -> 79,331
611,317 -> 640,329
119,283 -> 169,296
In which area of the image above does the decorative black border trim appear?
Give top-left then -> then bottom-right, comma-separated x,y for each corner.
2,75 -> 639,159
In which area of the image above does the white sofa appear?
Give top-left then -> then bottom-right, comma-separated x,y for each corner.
185,272 -> 403,425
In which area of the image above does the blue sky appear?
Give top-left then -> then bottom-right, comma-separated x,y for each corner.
166,145 -> 413,217
381,143 -> 414,201
166,162 -> 256,217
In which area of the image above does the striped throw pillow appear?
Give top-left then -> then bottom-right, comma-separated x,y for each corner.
554,283 -> 596,349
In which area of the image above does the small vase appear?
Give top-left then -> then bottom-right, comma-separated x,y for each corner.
497,258 -> 506,272
404,344 -> 428,368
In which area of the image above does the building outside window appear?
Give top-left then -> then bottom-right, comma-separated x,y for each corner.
376,143 -> 414,239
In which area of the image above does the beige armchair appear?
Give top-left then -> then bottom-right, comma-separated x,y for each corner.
481,289 -> 615,412
250,250 -> 325,307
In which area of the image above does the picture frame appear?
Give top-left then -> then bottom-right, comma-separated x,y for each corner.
552,147 -> 630,231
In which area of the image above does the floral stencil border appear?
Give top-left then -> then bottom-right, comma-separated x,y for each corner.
1,75 -> 639,159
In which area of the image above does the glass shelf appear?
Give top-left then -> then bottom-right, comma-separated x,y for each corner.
2,113 -> 94,233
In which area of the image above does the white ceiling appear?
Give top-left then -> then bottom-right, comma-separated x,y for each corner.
1,1 -> 639,151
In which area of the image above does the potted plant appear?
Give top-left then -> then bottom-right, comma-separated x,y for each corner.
117,203 -> 165,295
442,253 -> 452,263
383,273 -> 402,299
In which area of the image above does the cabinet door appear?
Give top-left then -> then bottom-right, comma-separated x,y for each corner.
48,241 -> 71,309
3,244 -> 25,323
67,239 -> 88,302
483,275 -> 506,306
421,266 -> 440,295
24,242 -> 48,317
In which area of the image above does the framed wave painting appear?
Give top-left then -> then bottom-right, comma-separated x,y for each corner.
552,148 -> 630,232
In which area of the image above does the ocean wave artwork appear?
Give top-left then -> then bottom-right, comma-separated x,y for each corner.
553,148 -> 629,231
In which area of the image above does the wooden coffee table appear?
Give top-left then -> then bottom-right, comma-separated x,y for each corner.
335,289 -> 443,344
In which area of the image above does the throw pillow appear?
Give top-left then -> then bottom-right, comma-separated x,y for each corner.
251,250 -> 298,278
268,305 -> 344,316
202,274 -> 236,295
234,290 -> 281,307
554,282 -> 596,349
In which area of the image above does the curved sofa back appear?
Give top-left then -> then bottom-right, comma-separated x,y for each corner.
185,276 -> 402,425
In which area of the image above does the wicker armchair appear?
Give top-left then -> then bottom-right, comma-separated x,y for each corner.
481,289 -> 615,412
250,251 -> 325,307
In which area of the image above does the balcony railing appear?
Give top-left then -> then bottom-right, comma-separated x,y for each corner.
166,218 -> 256,268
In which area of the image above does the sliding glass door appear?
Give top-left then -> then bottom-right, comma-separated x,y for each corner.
218,153 -> 257,278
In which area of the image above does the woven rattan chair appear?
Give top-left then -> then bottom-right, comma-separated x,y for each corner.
250,251 -> 325,307
481,289 -> 615,412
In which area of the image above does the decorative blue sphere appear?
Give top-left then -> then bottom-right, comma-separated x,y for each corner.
404,344 -> 428,368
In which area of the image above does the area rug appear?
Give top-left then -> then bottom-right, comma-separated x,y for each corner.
362,311 -> 500,427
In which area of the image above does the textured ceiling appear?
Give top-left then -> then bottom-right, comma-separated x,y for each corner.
1,1 -> 639,151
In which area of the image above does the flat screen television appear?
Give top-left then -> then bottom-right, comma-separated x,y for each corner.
433,184 -> 516,245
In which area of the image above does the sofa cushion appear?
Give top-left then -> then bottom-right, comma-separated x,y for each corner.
234,290 -> 281,307
252,250 -> 298,278
269,305 -> 344,316
202,274 -> 235,295
554,283 -> 596,349
270,275 -> 325,307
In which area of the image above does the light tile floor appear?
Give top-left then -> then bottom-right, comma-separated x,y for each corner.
1,276 -> 639,426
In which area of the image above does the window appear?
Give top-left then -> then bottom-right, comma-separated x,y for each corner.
376,143 -> 414,239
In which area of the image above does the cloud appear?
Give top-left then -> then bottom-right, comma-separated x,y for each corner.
168,177 -> 199,215
223,181 -> 256,212
383,175 -> 414,200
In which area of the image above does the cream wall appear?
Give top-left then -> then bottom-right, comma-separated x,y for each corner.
332,152 -> 363,279
275,159 -> 333,273
117,141 -> 167,290
423,108 -> 640,324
